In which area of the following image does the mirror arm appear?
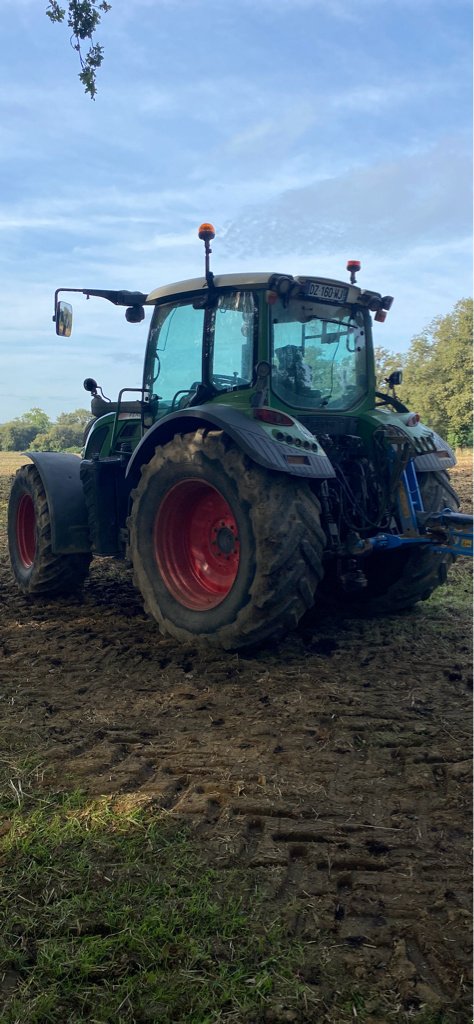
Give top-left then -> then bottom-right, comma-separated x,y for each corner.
374,390 -> 409,413
53,287 -> 148,321
53,287 -> 88,322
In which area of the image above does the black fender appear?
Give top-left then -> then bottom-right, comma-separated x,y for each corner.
24,452 -> 91,554
125,404 -> 336,487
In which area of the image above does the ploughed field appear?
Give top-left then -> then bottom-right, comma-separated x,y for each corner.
0,452 -> 472,1020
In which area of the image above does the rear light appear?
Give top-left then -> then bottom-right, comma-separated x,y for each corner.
253,408 -> 294,426
405,413 -> 420,426
374,309 -> 387,322
286,455 -> 310,465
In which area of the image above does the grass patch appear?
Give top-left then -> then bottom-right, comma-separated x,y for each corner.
0,769 -> 315,1024
425,557 -> 472,616
0,451 -> 31,477
0,764 -> 463,1024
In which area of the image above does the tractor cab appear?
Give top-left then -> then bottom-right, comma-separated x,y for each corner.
53,225 -> 394,462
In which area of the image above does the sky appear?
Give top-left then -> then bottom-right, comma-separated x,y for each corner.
0,0 -> 472,422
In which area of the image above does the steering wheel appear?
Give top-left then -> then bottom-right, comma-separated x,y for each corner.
212,373 -> 248,389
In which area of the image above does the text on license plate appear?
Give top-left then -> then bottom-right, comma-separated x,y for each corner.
305,282 -> 349,303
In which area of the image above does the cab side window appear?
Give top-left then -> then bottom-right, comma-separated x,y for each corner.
211,291 -> 256,391
148,301 -> 204,409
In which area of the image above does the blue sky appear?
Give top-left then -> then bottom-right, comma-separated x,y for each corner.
0,0 -> 472,421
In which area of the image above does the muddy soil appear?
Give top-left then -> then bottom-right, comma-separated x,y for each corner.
0,460 -> 472,1020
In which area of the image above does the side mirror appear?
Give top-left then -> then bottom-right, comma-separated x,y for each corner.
55,300 -> 73,337
386,370 -> 403,387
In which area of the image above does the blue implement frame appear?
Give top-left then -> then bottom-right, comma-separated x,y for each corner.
367,460 -> 473,558
369,510 -> 473,557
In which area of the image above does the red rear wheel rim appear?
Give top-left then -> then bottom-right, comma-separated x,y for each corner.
154,479 -> 240,610
16,494 -> 36,567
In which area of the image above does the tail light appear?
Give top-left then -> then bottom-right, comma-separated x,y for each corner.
253,408 -> 294,426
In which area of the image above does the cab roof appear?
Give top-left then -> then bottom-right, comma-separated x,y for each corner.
146,273 -> 276,302
146,272 -> 373,304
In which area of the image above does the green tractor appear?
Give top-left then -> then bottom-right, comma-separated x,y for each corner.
8,224 -> 472,649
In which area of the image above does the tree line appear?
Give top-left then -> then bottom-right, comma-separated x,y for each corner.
0,408 -> 90,452
375,297 -> 472,448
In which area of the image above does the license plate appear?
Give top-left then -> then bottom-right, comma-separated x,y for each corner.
304,281 -> 349,304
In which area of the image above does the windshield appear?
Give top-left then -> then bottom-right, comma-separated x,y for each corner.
271,298 -> 367,410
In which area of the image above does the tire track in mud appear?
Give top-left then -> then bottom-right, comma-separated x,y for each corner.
0,468 -> 472,1017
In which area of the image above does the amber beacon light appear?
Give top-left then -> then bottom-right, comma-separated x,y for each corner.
198,223 -> 216,241
199,223 -> 216,284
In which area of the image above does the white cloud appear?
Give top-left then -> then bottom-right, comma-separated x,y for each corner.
221,137 -> 472,259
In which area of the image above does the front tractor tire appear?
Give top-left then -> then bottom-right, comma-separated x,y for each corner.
128,431 -> 326,649
8,464 -> 91,597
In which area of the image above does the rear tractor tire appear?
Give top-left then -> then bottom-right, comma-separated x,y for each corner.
128,430 -> 326,649
346,470 -> 460,614
8,464 -> 91,596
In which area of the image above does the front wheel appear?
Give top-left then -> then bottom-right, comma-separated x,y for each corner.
8,464 -> 91,596
128,431 -> 326,649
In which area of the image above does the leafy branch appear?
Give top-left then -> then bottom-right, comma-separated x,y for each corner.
46,1 -> 111,99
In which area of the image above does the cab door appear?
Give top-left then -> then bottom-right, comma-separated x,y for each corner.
144,299 -> 205,413
206,290 -> 257,393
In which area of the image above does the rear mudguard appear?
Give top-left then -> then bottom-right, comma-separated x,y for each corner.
412,430 -> 456,471
23,452 -> 91,554
125,404 -> 336,487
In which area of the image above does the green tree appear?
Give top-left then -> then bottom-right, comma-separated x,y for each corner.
0,408 -> 51,450
17,408 -> 52,432
0,407 -> 90,451
430,298 -> 473,447
56,409 -> 91,428
29,411 -> 90,452
0,421 -> 40,451
30,424 -> 82,451
399,298 -> 473,446
46,1 -> 111,98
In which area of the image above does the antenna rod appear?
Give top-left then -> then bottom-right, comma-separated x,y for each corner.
205,237 -> 212,279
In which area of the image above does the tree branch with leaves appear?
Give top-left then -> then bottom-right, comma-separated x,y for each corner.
46,1 -> 111,99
